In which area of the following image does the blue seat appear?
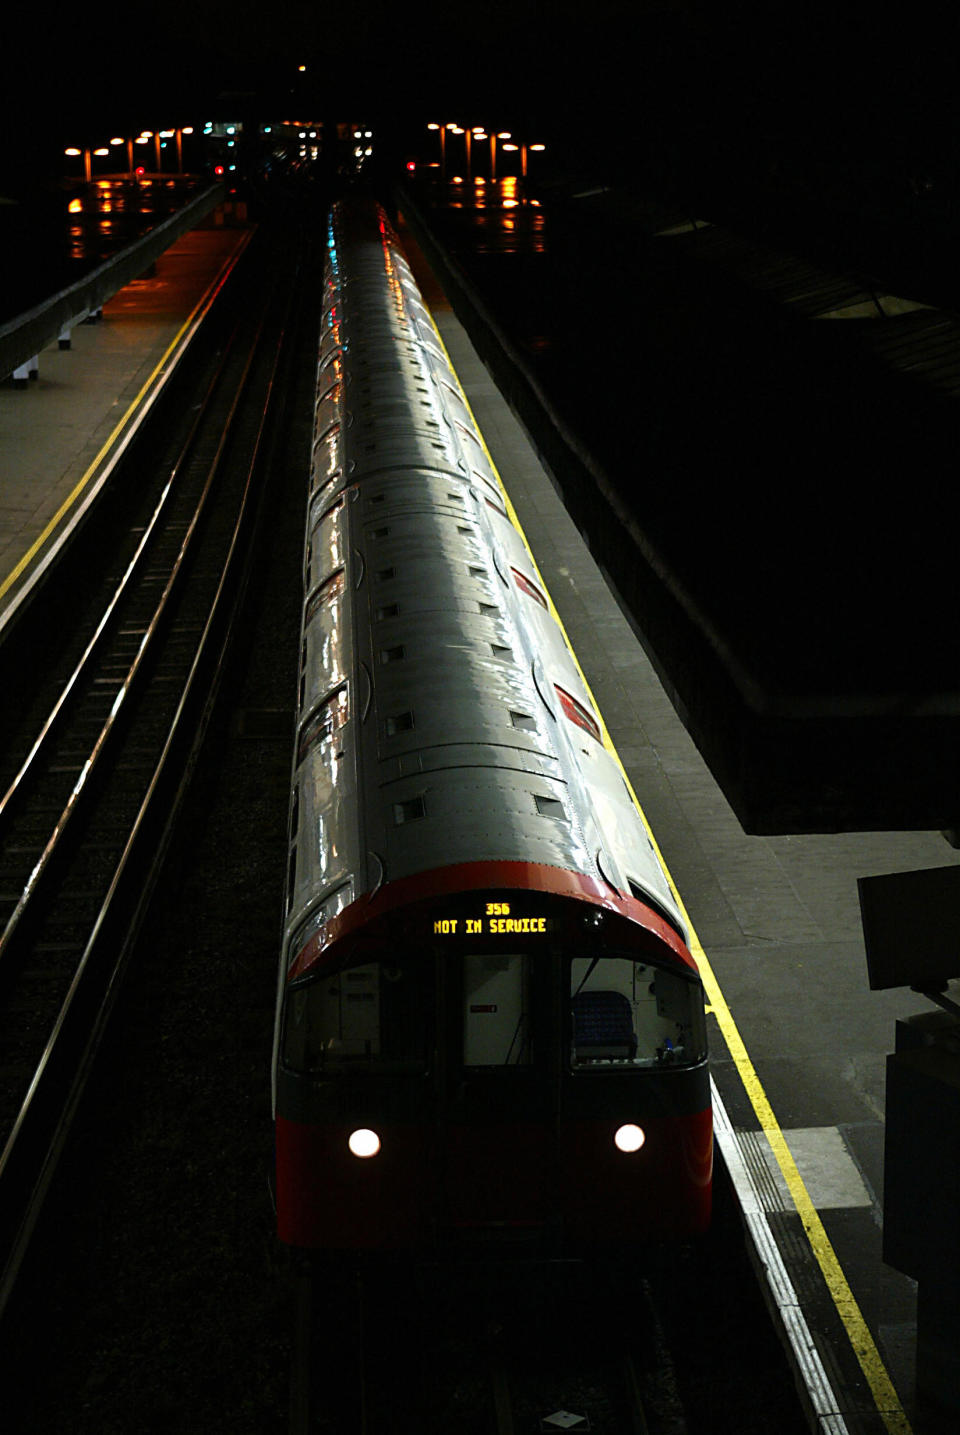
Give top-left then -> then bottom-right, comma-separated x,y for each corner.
571,990 -> 637,1060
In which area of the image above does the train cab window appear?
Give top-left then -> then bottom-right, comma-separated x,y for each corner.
283,956 -> 430,1075
463,953 -> 531,1066
570,958 -> 706,1069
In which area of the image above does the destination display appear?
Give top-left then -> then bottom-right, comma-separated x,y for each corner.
432,900 -> 556,938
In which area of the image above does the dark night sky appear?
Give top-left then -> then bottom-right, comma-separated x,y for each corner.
5,3 -> 956,155
2,1 -> 957,257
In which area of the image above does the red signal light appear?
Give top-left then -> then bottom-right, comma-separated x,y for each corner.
135,165 -> 145,179
406,160 -> 416,172
214,164 -> 225,177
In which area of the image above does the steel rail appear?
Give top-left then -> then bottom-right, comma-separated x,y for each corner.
0,251 -> 295,1318
0,310 -> 262,971
0,311 -> 244,829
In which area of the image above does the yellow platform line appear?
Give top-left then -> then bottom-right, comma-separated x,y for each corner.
423,290 -> 912,1435
0,234 -> 250,610
0,345 -> 177,605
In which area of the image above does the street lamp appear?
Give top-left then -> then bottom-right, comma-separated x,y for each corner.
64,145 -> 91,182
490,131 -> 511,183
501,139 -> 546,201
427,122 -> 448,182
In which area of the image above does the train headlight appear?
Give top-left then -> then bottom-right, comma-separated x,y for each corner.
614,1124 -> 645,1154
348,1128 -> 381,1159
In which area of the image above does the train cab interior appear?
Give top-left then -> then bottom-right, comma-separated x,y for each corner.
282,947 -> 706,1078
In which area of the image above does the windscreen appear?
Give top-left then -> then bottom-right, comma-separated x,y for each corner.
570,956 -> 706,1069
283,953 -> 430,1074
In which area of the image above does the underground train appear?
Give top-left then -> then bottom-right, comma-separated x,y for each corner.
272,197 -> 712,1252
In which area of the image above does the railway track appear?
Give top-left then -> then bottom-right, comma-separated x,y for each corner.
291,1254 -> 685,1435
0,215 -> 313,1315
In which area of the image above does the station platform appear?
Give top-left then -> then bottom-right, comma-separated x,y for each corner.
1,201 -> 956,1435
0,212 -> 252,636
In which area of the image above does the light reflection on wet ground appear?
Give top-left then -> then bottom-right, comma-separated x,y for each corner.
1,176 -> 206,321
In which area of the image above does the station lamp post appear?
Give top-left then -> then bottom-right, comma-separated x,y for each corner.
446,124 -> 465,181
427,122 -> 453,182
500,139 -> 545,200
64,146 -> 92,182
489,132 -> 512,183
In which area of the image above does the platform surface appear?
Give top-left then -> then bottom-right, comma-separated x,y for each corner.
0,216 -> 250,632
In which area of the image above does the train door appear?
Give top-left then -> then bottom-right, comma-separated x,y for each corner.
439,946 -> 560,1238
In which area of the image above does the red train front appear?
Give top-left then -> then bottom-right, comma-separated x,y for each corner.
273,198 -> 711,1253
276,866 -> 710,1251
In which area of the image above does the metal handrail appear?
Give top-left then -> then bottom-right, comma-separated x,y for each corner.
0,182 -> 223,381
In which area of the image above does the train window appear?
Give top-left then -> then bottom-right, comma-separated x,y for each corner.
463,953 -> 531,1066
569,958 -> 706,1069
319,496 -> 344,524
305,568 -> 345,623
472,467 -> 501,495
455,422 -> 485,455
511,568 -> 549,610
554,686 -> 602,744
310,463 -> 341,501
510,712 -> 537,732
285,788 -> 299,913
534,795 -> 565,820
297,686 -> 349,765
283,956 -> 430,1074
626,878 -> 686,944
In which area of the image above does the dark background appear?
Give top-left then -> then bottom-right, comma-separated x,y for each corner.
4,3 -> 957,220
